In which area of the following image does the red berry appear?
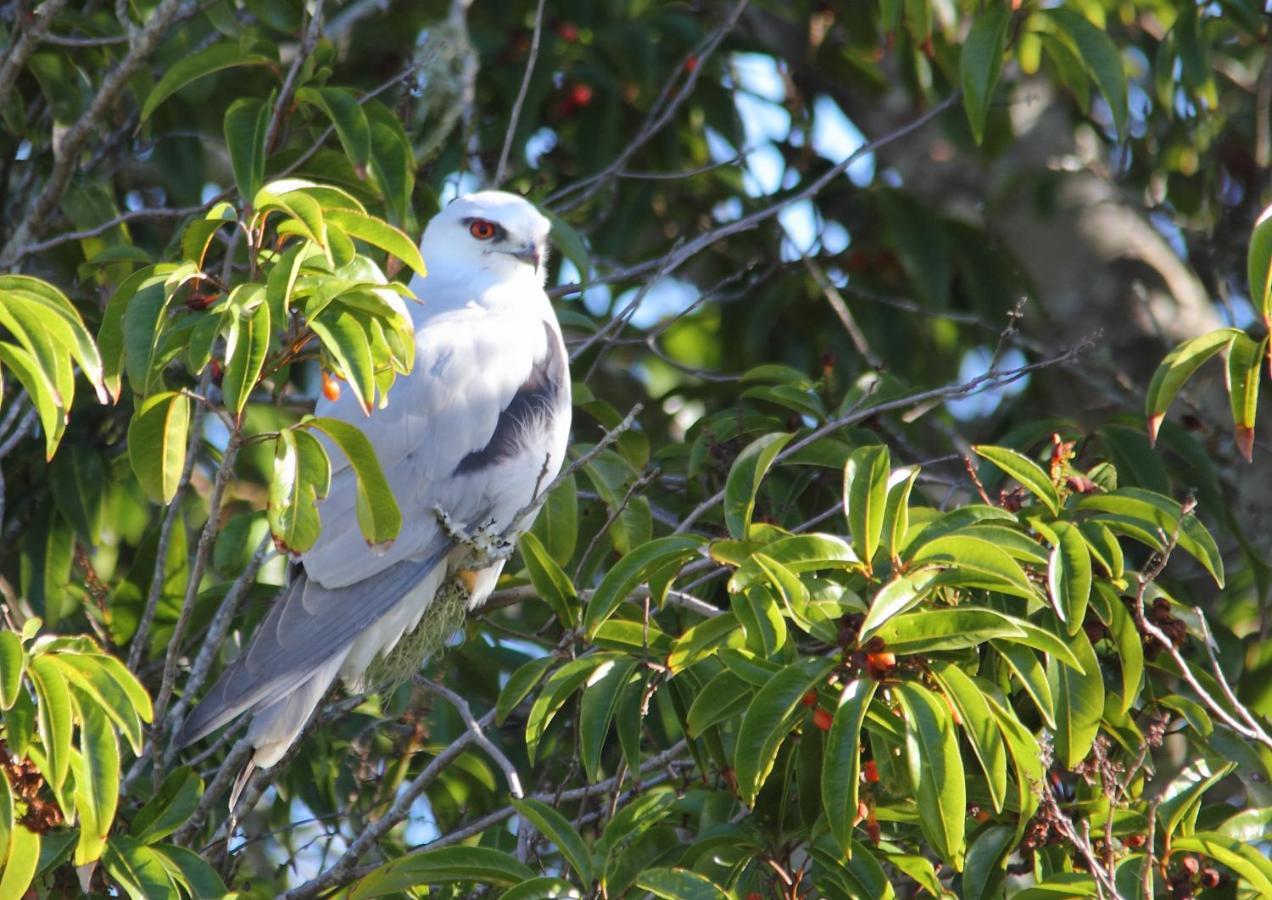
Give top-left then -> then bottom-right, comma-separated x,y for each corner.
812,708 -> 833,731
569,83 -> 593,106
321,370 -> 342,402
557,21 -> 579,42
684,54 -> 699,73
863,759 -> 879,783
801,690 -> 817,707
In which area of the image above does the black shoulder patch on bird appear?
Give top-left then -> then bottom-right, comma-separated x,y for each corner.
455,320 -> 566,474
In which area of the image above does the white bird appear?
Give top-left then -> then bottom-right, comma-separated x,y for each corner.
179,192 -> 571,804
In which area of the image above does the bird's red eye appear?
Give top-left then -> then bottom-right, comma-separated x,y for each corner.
469,219 -> 497,240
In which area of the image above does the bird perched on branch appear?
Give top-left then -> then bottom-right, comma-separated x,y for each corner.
179,192 -> 571,810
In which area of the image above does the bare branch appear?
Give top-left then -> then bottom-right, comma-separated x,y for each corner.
416,678 -> 523,799
0,0 -> 72,114
493,0 -> 547,186
0,0 -> 195,267
265,0 -> 327,154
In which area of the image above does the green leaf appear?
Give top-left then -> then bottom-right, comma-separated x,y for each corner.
734,657 -> 837,805
582,536 -> 703,639
526,656 -> 615,763
141,43 -> 276,120
0,276 -> 107,402
895,682 -> 965,871
972,444 -> 1060,516
496,655 -> 556,725
310,308 -> 374,412
1171,833 -> 1272,896
723,432 -> 794,539
50,446 -> 105,542
0,631 -> 23,710
992,640 -> 1056,729
875,608 -> 1025,655
347,846 -> 535,897
823,678 -> 878,856
130,767 -> 202,845
224,97 -> 271,203
1047,7 -> 1128,139
579,657 -> 639,782
858,567 -> 941,644
881,465 -> 919,559
0,822 -> 39,900
1143,328 -> 1242,445
518,531 -> 578,627
686,669 -> 752,737
128,391 -> 190,504
499,877 -> 581,899
843,444 -> 890,567
256,185 -> 327,250
102,835 -> 178,900
304,417 -> 401,546
510,797 -> 594,885
1158,760 -> 1236,841
960,2 -> 1011,143
930,662 -> 1008,813
268,429 -> 331,553
912,533 -> 1039,600
962,824 -> 1015,900
1077,487 -> 1224,586
1048,521 -> 1092,635
1250,203 -> 1272,326
540,206 -> 591,277
529,474 -> 577,565
0,340 -> 65,459
149,844 -> 227,899
1047,625 -> 1103,768
325,207 -> 426,278
1225,333 -> 1264,462
28,655 -> 72,793
296,86 -> 371,170
635,868 -> 728,900
667,613 -> 739,673
222,289 -> 271,419
72,702 -> 119,865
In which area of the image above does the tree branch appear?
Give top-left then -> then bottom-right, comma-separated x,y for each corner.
493,0 -> 547,186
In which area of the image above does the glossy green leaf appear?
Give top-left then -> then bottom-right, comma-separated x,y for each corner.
127,391 -> 190,504
500,877 -> 581,899
130,766 -> 203,846
1047,625 -> 1103,768
667,612 -> 738,673
912,533 -> 1038,600
991,640 -> 1056,729
0,631 -> 22,710
1225,332 -> 1264,462
895,682 -> 965,871
843,444 -> 890,567
348,846 -> 534,897
268,428 -> 331,554
1249,202 -> 1272,325
880,465 -> 919,559
972,444 -> 1060,515
962,824 -> 1014,900
511,797 -> 594,885
0,822 -> 39,900
579,657 -> 639,782
858,567 -> 941,644
723,432 -> 793,539
1171,833 -> 1272,896
150,844 -> 227,899
103,835 -> 181,899
685,669 -> 752,737
1144,328 -> 1242,444
224,97 -> 271,203
222,290 -> 271,418
635,868 -> 728,899
310,308 -> 374,412
72,702 -> 119,864
28,655 -> 72,793
526,655 -> 615,763
823,677 -> 877,856
1077,487 -> 1224,586
140,43 -> 275,120
734,657 -> 836,805
583,535 -> 702,639
305,417 -> 401,546
930,662 -> 1008,813
325,207 -> 427,278
960,2 -> 1011,143
296,86 -> 371,170
1048,521 -> 1092,635
873,608 -> 1025,655
0,340 -> 65,459
496,655 -> 556,725
1158,760 -> 1235,841
1047,7 -> 1128,139
518,531 -> 578,627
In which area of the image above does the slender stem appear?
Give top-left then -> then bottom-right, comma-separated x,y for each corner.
493,0 -> 547,186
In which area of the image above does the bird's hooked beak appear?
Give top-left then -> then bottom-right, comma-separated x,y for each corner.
508,242 -> 541,270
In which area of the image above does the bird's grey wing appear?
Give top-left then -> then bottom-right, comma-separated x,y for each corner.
178,547 -> 445,745
303,307 -> 563,588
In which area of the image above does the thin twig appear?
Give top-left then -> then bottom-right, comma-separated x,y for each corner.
265,0 -> 327,153
415,678 -> 524,799
128,370 -> 213,671
493,0 -> 547,186
0,0 -> 72,114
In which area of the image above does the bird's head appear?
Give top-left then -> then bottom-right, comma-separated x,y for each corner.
421,191 -> 552,285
